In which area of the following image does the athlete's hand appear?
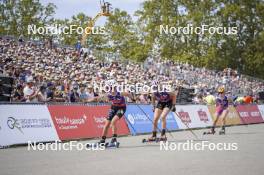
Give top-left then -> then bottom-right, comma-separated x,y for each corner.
171,105 -> 176,112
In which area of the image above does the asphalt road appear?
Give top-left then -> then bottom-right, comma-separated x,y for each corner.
1,124 -> 264,175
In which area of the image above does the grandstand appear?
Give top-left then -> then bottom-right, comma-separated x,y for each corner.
1,36 -> 263,104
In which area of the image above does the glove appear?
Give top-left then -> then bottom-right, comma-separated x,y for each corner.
171,105 -> 176,112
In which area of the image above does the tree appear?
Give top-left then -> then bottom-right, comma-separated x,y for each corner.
0,0 -> 56,39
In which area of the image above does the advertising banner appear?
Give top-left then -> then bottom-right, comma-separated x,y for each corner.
0,105 -> 59,146
235,105 -> 263,124
124,105 -> 178,135
48,105 -> 130,140
258,105 -> 264,120
208,105 -> 241,126
173,105 -> 213,129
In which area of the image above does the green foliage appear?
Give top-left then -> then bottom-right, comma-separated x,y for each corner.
0,0 -> 56,38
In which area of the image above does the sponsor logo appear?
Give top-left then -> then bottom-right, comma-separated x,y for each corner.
7,117 -> 24,134
127,113 -> 149,124
197,109 -> 209,123
239,111 -> 261,118
127,114 -> 135,125
7,116 -> 53,134
178,110 -> 191,125
54,114 -> 87,130
93,116 -> 106,128
251,111 -> 261,117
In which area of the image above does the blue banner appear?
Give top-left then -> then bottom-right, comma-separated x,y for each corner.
124,105 -> 179,135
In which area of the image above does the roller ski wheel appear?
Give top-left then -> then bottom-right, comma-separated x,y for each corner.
86,138 -> 107,148
203,131 -> 215,135
158,136 -> 167,142
142,137 -> 167,143
105,141 -> 120,148
142,138 -> 156,143
86,142 -> 106,148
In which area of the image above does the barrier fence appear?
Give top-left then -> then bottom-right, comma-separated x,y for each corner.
0,104 -> 264,147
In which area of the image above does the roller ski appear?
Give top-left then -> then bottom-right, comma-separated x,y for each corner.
142,131 -> 167,143
105,137 -> 120,148
142,137 -> 167,143
86,138 -> 106,148
87,137 -> 120,149
203,128 -> 216,135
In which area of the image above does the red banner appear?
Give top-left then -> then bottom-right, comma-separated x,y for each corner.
235,105 -> 263,124
48,105 -> 130,141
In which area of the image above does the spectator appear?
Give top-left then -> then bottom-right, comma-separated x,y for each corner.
46,82 -> 55,102
69,85 -> 80,102
86,85 -> 98,100
203,92 -> 216,105
79,85 -> 88,102
23,79 -> 38,102
12,84 -> 24,102
244,95 -> 253,104
37,85 -> 49,102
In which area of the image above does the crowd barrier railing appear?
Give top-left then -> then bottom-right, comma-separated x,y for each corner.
0,103 -> 264,147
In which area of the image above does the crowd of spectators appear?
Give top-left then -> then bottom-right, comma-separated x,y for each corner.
1,36 -> 263,104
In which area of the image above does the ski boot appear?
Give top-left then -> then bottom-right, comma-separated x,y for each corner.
219,126 -> 225,135
86,136 -> 106,148
97,136 -> 106,147
159,129 -> 167,142
108,134 -> 120,148
145,131 -> 157,142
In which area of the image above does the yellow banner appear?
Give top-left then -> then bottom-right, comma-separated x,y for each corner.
207,105 -> 241,126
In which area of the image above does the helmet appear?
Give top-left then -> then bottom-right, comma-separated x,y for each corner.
218,87 -> 225,93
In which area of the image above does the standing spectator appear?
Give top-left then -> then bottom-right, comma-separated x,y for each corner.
139,93 -> 149,104
86,85 -> 97,100
46,82 -> 55,102
244,94 -> 253,104
69,85 -> 80,102
12,84 -> 25,102
23,79 -> 38,102
37,85 -> 49,102
79,85 -> 88,102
